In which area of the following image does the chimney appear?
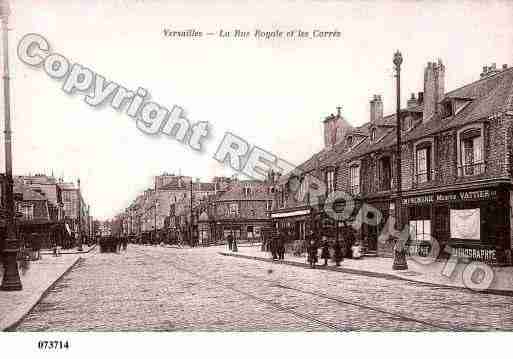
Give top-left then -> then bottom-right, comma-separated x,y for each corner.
417,91 -> 424,104
369,95 -> 383,123
323,107 -> 352,149
407,93 -> 417,108
423,59 -> 445,122
503,64 -> 508,70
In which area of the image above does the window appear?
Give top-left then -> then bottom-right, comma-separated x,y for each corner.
349,164 -> 360,194
409,219 -> 431,241
415,144 -> 433,184
229,203 -> 239,217
17,203 -> 34,220
62,191 -> 71,202
244,186 -> 251,197
326,169 -> 335,194
379,157 -> 392,191
347,136 -> 353,147
266,201 -> 272,212
297,177 -> 308,200
459,127 -> 484,176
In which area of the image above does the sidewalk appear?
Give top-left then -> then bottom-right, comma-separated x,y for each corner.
0,249 -> 94,331
219,245 -> 513,296
40,244 -> 97,255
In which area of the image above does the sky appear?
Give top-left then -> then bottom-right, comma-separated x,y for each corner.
2,0 -> 513,219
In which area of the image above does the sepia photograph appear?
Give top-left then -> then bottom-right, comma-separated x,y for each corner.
1,0 -> 513,357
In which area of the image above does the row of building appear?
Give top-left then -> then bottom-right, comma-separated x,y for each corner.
0,174 -> 92,249
270,60 -> 513,265
118,59 -> 513,265
117,173 -> 274,245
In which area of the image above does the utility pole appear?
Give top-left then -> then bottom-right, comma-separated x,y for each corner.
1,0 -> 22,291
392,50 -> 408,270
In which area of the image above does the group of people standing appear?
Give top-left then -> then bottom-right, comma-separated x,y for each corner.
227,233 -> 238,252
307,236 -> 363,268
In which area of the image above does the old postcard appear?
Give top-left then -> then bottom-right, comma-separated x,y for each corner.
1,0 -> 513,357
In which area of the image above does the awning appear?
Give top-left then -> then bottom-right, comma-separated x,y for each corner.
271,209 -> 311,218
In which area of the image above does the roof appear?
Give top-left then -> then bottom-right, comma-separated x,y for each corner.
216,183 -> 272,202
14,180 -> 47,201
159,179 -> 215,192
280,66 -> 513,177
58,182 -> 77,191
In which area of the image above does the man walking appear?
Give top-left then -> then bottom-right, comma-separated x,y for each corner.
227,233 -> 233,251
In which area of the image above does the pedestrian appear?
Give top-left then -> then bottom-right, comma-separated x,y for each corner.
352,240 -> 363,259
320,237 -> 330,266
227,233 -> 233,251
307,239 -> 318,268
277,234 -> 285,260
232,236 -> 238,252
122,236 -> 128,251
270,232 -> 278,260
333,238 -> 343,266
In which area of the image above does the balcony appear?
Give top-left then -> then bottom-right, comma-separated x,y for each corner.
350,185 -> 360,196
458,162 -> 486,177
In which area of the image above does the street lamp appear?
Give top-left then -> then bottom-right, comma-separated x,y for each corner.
0,0 -> 22,291
392,50 -> 408,270
154,198 -> 159,245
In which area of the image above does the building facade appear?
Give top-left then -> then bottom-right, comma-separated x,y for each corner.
272,59 -> 513,265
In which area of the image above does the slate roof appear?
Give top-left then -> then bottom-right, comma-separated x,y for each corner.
280,66 -> 513,177
14,180 -> 47,201
216,181 -> 272,202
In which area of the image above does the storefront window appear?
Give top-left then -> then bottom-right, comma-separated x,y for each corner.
450,208 -> 480,240
409,219 -> 431,241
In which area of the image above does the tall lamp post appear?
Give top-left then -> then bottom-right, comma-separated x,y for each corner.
392,50 -> 408,270
154,198 -> 158,245
1,0 -> 22,291
77,178 -> 83,251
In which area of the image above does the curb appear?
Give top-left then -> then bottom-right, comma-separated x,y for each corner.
40,244 -> 97,256
2,256 -> 83,332
219,252 -> 513,297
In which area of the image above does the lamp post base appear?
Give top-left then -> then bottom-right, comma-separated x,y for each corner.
392,250 -> 408,270
1,249 -> 22,291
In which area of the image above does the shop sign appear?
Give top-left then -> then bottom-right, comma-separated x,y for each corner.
403,189 -> 497,205
402,195 -> 434,205
451,247 -> 497,262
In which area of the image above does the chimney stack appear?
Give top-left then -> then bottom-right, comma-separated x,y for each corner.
369,94 -> 383,123
423,59 -> 445,122
417,91 -> 424,104
323,107 -> 352,149
407,93 -> 417,108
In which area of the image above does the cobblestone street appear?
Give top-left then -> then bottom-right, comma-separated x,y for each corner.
14,245 -> 513,331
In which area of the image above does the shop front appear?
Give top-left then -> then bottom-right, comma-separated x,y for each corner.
271,207 -> 312,243
402,185 -> 511,265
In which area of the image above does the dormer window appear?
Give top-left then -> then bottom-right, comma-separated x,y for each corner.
325,169 -> 335,194
370,128 -> 376,142
442,101 -> 453,118
403,115 -> 413,132
347,136 -> 353,147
